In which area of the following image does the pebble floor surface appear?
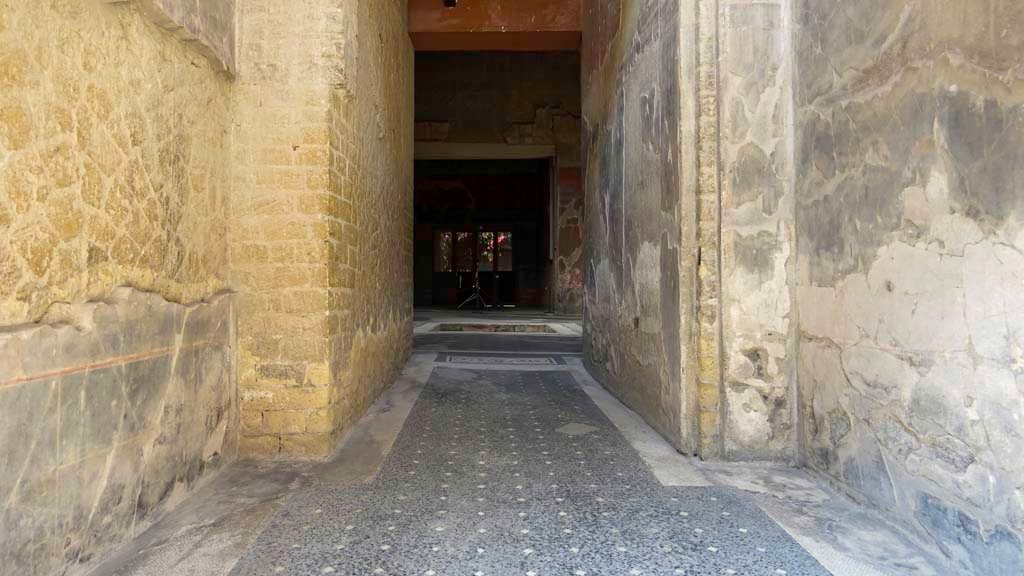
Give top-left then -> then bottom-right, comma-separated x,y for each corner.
231,359 -> 831,576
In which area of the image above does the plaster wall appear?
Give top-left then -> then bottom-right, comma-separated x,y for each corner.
718,0 -> 797,460
581,0 -> 695,453
0,2 -> 237,571
794,1 -> 1024,572
104,0 -> 236,73
0,0 -> 232,327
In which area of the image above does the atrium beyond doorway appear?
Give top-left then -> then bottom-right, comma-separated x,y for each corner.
413,159 -> 552,310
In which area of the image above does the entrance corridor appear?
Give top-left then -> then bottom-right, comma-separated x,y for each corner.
92,314 -> 946,576
5,2 -> 1024,575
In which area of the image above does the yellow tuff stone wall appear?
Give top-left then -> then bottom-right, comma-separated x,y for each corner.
0,0 -> 232,325
232,0 -> 343,457
0,2 -> 237,573
234,0 -> 413,458
327,0 -> 414,443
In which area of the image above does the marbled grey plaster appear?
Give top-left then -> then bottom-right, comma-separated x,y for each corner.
795,1 -> 1024,573
0,289 -> 238,575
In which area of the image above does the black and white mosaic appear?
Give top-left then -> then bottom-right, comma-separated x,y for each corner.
231,368 -> 830,576
413,334 -> 583,353
435,352 -> 571,365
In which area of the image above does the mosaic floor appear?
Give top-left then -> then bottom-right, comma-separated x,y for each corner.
412,334 -> 585,353
231,367 -> 831,576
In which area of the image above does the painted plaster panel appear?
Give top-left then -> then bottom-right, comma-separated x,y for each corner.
556,167 -> 585,314
409,0 -> 581,34
582,0 -> 691,453
408,0 -> 582,51
719,0 -> 797,460
0,289 -> 237,575
795,0 -> 1024,572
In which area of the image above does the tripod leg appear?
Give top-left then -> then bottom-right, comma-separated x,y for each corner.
457,292 -> 477,310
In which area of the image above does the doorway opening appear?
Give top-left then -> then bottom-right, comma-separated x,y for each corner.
411,49 -> 582,316
413,158 -> 553,310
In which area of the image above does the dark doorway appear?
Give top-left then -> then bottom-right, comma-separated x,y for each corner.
413,159 -> 552,308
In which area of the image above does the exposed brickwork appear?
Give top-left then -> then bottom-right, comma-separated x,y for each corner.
232,0 -> 412,458
326,0 -> 414,449
231,0 -> 345,457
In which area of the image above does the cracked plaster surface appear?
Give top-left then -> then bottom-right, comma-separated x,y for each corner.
795,0 -> 1024,572
719,0 -> 798,460
0,288 -> 237,576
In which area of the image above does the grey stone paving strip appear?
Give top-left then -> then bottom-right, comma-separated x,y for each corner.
567,365 -> 713,489
230,367 -> 830,576
315,362 -> 429,485
414,322 -> 579,336
425,350 -> 583,356
91,463 -> 316,576
87,363 -> 431,576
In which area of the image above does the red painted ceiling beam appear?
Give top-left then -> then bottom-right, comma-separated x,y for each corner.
409,0 -> 581,51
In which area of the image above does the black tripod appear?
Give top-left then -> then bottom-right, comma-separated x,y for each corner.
457,271 -> 488,311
